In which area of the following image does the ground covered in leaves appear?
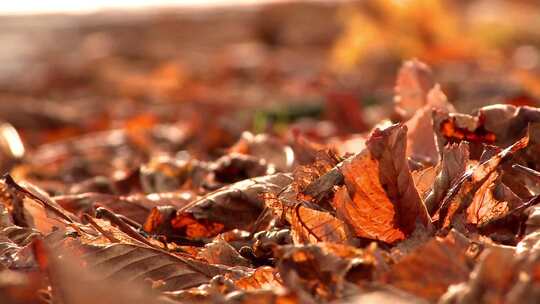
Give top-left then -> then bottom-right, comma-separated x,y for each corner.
3,57 -> 540,304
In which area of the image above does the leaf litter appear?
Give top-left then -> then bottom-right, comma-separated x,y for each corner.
4,59 -> 540,304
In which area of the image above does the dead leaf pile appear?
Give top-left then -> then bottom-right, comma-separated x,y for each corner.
3,59 -> 540,304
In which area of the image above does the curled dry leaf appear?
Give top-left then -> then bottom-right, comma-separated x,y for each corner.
333,124 -> 431,244
291,149 -> 340,201
467,173 -> 522,228
276,244 -> 366,301
0,176 -> 78,234
435,134 -> 529,229
0,203 -> 40,269
425,142 -> 469,215
411,166 -> 438,200
433,105 -> 540,156
144,173 -> 293,240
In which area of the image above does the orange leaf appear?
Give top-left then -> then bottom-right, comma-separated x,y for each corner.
289,204 -> 350,245
334,124 -> 431,244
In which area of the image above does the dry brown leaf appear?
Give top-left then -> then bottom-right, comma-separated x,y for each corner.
289,204 -> 350,245
54,191 -> 194,225
144,173 -> 293,240
435,135 -> 529,229
412,166 -> 439,200
291,149 -> 340,200
425,142 -> 469,215
56,236 -> 226,292
466,173 -> 522,227
276,244 -> 364,301
334,124 -> 431,243
199,238 -> 250,267
33,238 -> 172,304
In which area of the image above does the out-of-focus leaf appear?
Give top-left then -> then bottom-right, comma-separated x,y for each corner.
325,91 -> 366,133
405,84 -> 455,163
333,124 -> 431,243
349,285 -> 429,304
229,132 -> 295,172
223,289 -> 302,304
438,247 -> 519,304
210,153 -> 273,184
0,269 -> 46,304
381,231 -> 474,301
34,238 -> 174,304
54,235 -> 227,292
394,59 -> 435,120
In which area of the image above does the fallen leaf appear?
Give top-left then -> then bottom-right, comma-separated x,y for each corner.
405,84 -> 455,162
234,266 -> 283,291
381,231 -> 474,301
334,124 -> 431,243
288,204 -> 351,245
394,59 -> 435,120
425,142 -> 469,215
435,134 -> 529,229
145,173 -> 293,240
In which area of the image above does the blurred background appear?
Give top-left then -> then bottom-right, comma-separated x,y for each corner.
1,0 -> 540,155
